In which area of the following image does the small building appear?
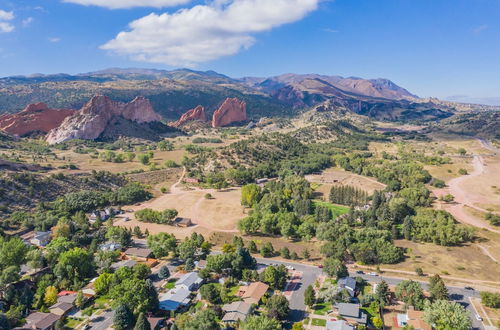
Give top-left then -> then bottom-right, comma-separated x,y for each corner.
49,302 -> 74,316
184,178 -> 199,184
338,277 -> 357,297
57,293 -> 77,305
147,317 -> 165,330
255,178 -> 269,185
336,303 -> 367,325
24,312 -> 60,330
397,306 -> 432,330
110,259 -> 137,271
30,232 -> 51,247
237,282 -> 269,305
99,242 -> 122,251
222,301 -> 252,324
326,320 -> 354,330
159,287 -> 192,311
174,217 -> 193,228
125,247 -> 152,260
195,260 -> 207,270
176,272 -> 203,291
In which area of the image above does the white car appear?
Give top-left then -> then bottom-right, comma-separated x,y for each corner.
286,265 -> 295,271
368,272 -> 378,276
475,314 -> 483,321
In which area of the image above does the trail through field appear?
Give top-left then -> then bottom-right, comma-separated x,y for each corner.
433,149 -> 500,234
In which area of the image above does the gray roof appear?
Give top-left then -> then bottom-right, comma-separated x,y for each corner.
25,312 -> 60,330
223,301 -> 252,315
222,312 -> 247,323
159,287 -> 191,311
125,247 -> 152,258
338,277 -> 356,297
176,272 -> 202,290
326,320 -> 355,330
49,302 -> 74,313
337,303 -> 367,324
57,293 -> 77,304
111,259 -> 137,270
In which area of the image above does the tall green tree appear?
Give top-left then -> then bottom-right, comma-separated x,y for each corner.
428,275 -> 448,301
323,258 -> 348,279
395,280 -> 425,310
423,300 -> 471,330
241,184 -> 262,207
133,312 -> 151,330
376,280 -> 390,306
266,294 -> 290,320
113,304 -> 134,330
241,315 -> 282,330
304,285 -> 315,307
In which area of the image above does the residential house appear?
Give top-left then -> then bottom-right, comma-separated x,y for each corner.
57,293 -> 77,305
159,287 -> 192,311
176,272 -> 203,291
255,178 -> 269,184
237,282 -> 269,305
222,301 -> 252,324
336,303 -> 367,325
397,307 -> 432,330
338,277 -> 357,297
30,232 -> 51,247
49,302 -> 74,316
184,178 -> 199,184
24,312 -> 60,330
110,259 -> 137,271
326,320 -> 355,330
124,247 -> 152,260
195,260 -> 207,270
99,242 -> 122,251
147,317 -> 165,330
174,217 -> 192,228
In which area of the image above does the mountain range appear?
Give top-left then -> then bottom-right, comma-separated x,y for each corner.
0,68 -> 498,122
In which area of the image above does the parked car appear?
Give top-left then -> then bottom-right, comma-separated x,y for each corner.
356,271 -> 364,274
368,272 -> 378,276
286,265 -> 295,270
465,286 -> 474,290
475,314 -> 483,321
318,264 -> 324,269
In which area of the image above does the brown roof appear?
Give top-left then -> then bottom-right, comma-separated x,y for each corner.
25,312 -> 61,330
239,282 -> 269,305
57,293 -> 77,304
49,302 -> 73,314
407,307 -> 424,320
125,247 -> 152,258
147,317 -> 164,329
407,319 -> 432,330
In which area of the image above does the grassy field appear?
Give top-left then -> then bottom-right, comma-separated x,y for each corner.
312,301 -> 332,315
313,200 -> 350,218
310,318 -> 327,326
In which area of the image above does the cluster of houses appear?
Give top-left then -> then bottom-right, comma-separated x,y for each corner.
89,207 -> 123,222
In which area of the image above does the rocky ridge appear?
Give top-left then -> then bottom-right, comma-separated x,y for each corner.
46,95 -> 162,144
170,105 -> 206,127
0,103 -> 74,136
212,98 -> 247,127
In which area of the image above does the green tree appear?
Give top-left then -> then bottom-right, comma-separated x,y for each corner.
266,294 -> 290,320
182,309 -> 219,330
423,300 -> 471,330
94,273 -> 113,295
241,315 -> 282,330
133,312 -> 151,330
323,258 -> 348,279
372,316 -> 383,329
0,313 -> 10,330
200,284 -> 221,304
248,240 -> 258,253
260,242 -> 274,257
280,247 -> 290,259
304,285 -> 315,307
241,184 -> 262,207
480,291 -> 500,308
375,280 -> 390,306
113,304 -> 134,330
395,280 -> 425,310
428,275 -> 448,301
44,286 -> 58,306
158,266 -> 170,280
54,248 -> 95,287
147,233 -> 177,258
291,322 -> 305,330
261,265 -> 287,290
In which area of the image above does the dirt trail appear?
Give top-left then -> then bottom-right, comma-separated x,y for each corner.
433,153 -> 500,234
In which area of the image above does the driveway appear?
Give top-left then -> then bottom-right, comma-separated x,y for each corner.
88,309 -> 114,330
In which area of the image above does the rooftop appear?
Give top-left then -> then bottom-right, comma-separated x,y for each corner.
124,247 -> 152,258
176,272 -> 203,290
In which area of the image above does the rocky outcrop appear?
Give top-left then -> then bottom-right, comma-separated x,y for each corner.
46,95 -> 162,144
0,103 -> 74,136
171,105 -> 206,127
211,98 -> 247,128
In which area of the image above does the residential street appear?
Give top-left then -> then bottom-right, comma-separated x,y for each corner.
88,309 -> 114,330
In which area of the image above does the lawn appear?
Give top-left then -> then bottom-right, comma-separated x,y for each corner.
312,301 -> 332,315
311,318 -> 327,326
165,279 -> 178,290
313,200 -> 349,218
65,317 -> 83,329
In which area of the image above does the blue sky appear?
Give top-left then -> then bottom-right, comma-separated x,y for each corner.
0,0 -> 499,104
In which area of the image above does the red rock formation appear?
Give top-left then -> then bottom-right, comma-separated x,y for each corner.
211,98 -> 247,128
0,103 -> 74,136
171,105 -> 206,127
46,95 -> 162,144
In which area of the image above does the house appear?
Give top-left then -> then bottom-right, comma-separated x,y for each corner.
49,302 -> 74,316
237,282 -> 269,305
326,320 -> 355,330
174,217 -> 193,228
176,272 -> 203,291
397,307 -> 432,330
195,260 -> 207,270
30,232 -> 51,247
147,317 -> 165,330
24,312 -> 60,330
99,242 -> 122,251
336,303 -> 367,325
57,293 -> 77,305
125,247 -> 152,260
255,178 -> 269,184
338,277 -> 357,297
222,301 -> 252,323
159,287 -> 192,311
110,259 -> 137,271
184,178 -> 199,184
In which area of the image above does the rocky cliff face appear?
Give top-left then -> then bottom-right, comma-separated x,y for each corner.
46,95 -> 162,144
211,98 -> 247,128
171,105 -> 206,127
0,103 -> 74,136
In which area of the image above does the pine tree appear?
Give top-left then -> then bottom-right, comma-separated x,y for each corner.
133,312 -> 151,330
429,274 -> 448,301
158,265 -> 170,280
304,285 -> 315,307
113,304 -> 133,330
376,280 -> 390,306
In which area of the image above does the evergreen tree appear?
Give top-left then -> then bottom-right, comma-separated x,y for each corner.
144,279 -> 159,312
375,280 -> 390,306
280,247 -> 290,259
133,313 -> 151,330
158,265 -> 170,280
248,240 -> 258,253
304,285 -> 315,307
185,258 -> 195,271
428,274 -> 448,301
113,304 -> 134,330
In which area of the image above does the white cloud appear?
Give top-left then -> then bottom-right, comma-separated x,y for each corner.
48,37 -> 61,43
22,17 -> 34,27
101,0 -> 319,66
0,22 -> 14,33
62,0 -> 192,9
0,10 -> 14,21
472,24 -> 488,34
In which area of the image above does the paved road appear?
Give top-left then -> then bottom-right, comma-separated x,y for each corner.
88,309 -> 114,330
351,272 -> 484,330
